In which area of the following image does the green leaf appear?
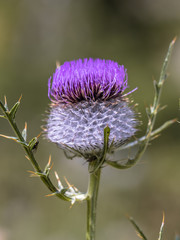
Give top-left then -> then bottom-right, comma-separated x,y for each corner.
0,134 -> 18,141
0,134 -> 27,147
9,102 -> 20,119
8,95 -> 22,119
28,137 -> 39,151
44,156 -> 52,176
0,115 -> 6,119
128,216 -> 148,240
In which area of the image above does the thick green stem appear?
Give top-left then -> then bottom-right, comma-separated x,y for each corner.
86,167 -> 101,240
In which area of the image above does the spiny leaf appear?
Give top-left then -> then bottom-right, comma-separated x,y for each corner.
9,102 -> 20,119
44,155 -> 53,175
0,134 -> 27,147
128,216 -> 148,240
27,170 -> 40,177
9,95 -> 22,119
27,170 -> 44,177
0,134 -> 18,141
28,137 -> 39,151
45,192 -> 56,197
22,122 -> 27,141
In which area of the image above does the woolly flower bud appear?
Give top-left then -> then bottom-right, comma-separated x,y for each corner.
46,58 -> 138,159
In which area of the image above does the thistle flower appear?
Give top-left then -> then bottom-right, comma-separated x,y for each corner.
46,58 -> 138,159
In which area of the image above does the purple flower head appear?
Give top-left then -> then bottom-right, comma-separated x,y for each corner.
46,58 -> 138,159
48,58 -> 128,104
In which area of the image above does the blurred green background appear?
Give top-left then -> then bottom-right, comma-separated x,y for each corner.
0,1 -> 180,240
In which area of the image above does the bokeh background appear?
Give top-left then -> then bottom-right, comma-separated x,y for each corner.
0,1 -> 180,240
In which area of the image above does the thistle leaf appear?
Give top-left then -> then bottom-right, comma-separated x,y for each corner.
9,102 -> 20,119
22,122 -> 27,141
44,155 -> 53,176
128,216 -> 148,240
8,95 -> 22,119
0,134 -> 27,147
0,134 -> 18,141
28,137 -> 39,151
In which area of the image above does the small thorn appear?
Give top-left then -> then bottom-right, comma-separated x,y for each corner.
27,170 -> 38,177
55,171 -> 63,190
0,134 -> 18,142
49,162 -> 54,170
25,155 -> 30,161
56,61 -> 60,68
70,198 -> 76,206
173,118 -> 178,123
172,36 -> 177,44
27,170 -> 35,174
162,212 -> 165,225
73,186 -> 78,192
54,171 -> 59,180
4,96 -> 7,105
18,94 -> 22,103
151,134 -> 161,140
41,126 -> 46,131
25,122 -> 27,130
136,232 -> 143,239
45,192 -> 56,197
36,132 -> 42,139
64,176 -> 72,188
0,134 -> 8,139
4,96 -> 8,110
64,177 -> 75,193
48,155 -> 51,166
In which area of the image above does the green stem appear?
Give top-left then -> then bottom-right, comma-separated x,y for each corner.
0,99 -> 69,199
86,166 -> 101,240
